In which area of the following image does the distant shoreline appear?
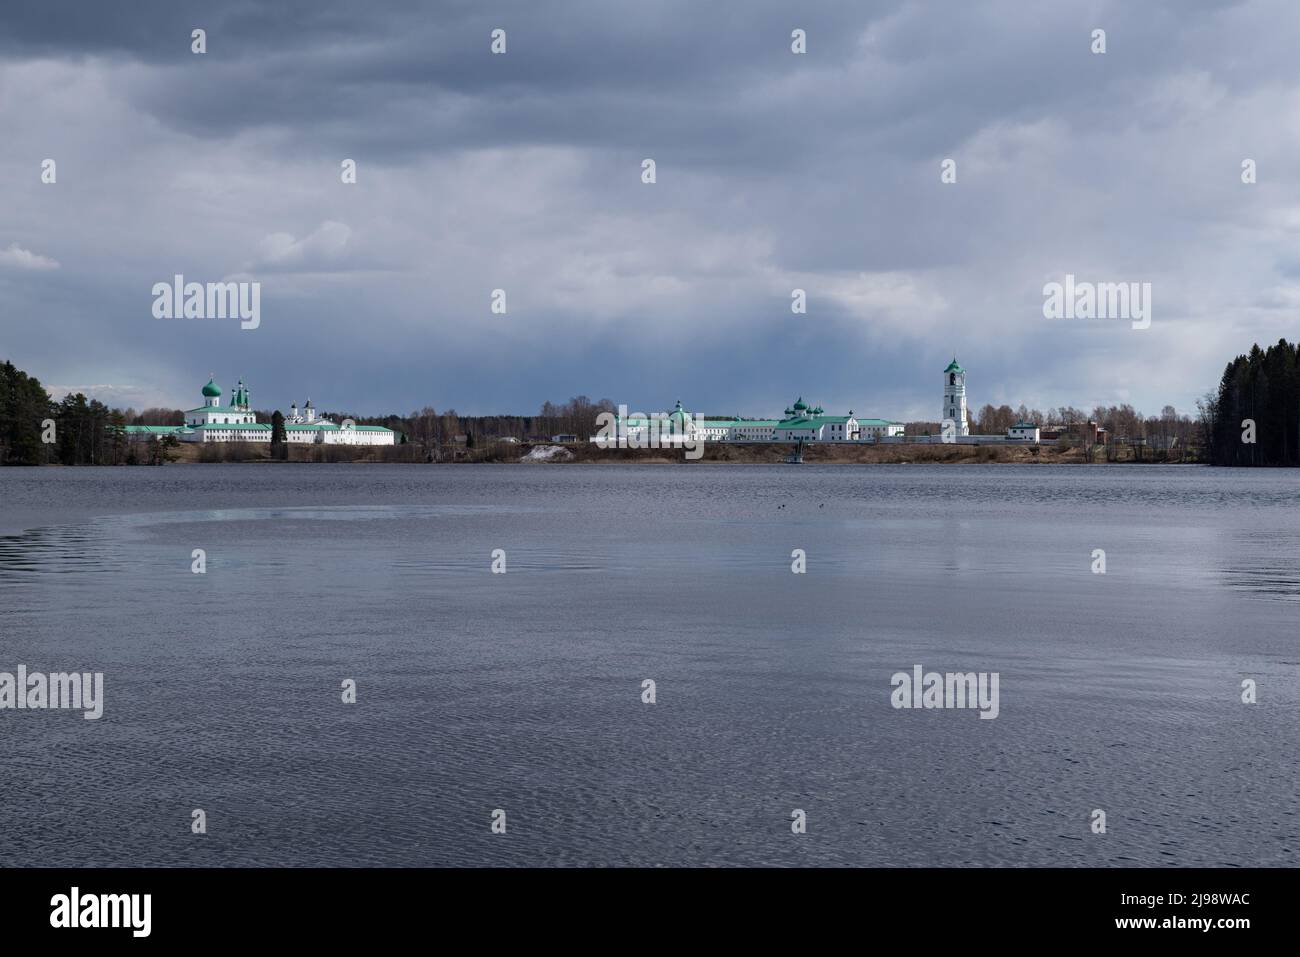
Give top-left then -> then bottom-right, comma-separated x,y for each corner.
42,440 -> 1196,466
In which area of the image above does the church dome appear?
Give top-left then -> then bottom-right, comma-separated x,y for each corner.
792,396 -> 808,412
201,378 -> 221,398
944,358 -> 964,374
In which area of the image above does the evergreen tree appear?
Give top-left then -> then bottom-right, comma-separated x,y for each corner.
271,410 -> 287,459
0,359 -> 54,465
1205,339 -> 1300,465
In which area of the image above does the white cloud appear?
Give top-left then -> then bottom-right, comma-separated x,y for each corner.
0,243 -> 59,270
249,220 -> 352,272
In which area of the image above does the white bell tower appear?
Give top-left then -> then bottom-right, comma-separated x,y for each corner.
942,358 -> 969,436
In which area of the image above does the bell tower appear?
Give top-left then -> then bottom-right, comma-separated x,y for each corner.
942,358 -> 969,436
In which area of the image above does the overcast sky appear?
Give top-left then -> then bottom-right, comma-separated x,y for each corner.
2,0 -> 1298,420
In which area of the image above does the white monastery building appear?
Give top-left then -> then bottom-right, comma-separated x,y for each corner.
125,377 -> 396,445
597,361 -> 1047,447
613,398 -> 904,444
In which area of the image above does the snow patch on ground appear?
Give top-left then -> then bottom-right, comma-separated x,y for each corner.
522,444 -> 575,462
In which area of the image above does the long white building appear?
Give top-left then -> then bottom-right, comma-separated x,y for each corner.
614,397 -> 904,444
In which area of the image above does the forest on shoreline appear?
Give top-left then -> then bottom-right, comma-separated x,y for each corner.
1199,338 -> 1300,466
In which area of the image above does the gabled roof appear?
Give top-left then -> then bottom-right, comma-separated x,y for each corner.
776,414 -> 859,429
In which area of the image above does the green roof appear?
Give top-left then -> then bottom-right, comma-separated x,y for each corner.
125,425 -> 184,433
617,413 -> 893,431
944,358 -> 964,374
201,378 -> 222,397
191,422 -> 270,430
774,414 -> 868,430
186,405 -> 250,414
617,417 -> 783,429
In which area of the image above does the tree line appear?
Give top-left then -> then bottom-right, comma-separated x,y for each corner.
1,361 -> 132,465
330,395 -> 616,448
1200,338 -> 1300,466
906,401 -> 1200,450
2,358 -> 618,465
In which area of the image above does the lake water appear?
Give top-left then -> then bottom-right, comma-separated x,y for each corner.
0,464 -> 1296,867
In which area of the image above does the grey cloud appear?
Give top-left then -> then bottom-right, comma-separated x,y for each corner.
1,0 -> 1297,420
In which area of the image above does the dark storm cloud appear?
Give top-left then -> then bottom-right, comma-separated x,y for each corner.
2,0 -> 1298,419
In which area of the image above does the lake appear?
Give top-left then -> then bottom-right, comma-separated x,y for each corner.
0,463 -> 1296,866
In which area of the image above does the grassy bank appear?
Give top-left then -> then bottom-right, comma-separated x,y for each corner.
169,442 -> 426,464
158,440 -> 1196,465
